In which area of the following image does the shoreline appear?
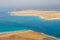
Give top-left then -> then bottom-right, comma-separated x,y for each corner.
39,16 -> 60,20
11,10 -> 60,20
0,29 -> 29,34
41,33 -> 60,40
0,30 -> 59,40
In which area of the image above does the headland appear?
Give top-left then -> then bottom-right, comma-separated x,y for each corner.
0,30 -> 57,40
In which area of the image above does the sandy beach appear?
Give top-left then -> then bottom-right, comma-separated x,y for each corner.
0,30 -> 57,40
11,10 -> 60,20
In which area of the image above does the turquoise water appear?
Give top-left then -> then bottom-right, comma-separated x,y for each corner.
0,10 -> 60,39
0,16 -> 60,39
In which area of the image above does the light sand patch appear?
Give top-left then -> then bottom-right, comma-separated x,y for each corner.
11,10 -> 60,20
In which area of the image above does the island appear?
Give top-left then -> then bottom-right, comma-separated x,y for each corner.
11,10 -> 60,20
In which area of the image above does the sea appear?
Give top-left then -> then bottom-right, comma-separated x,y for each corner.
0,9 -> 60,39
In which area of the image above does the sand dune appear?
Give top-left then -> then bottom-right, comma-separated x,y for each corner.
0,30 -> 56,40
11,10 -> 60,20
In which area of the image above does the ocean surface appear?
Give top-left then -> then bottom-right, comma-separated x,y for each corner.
0,9 -> 60,39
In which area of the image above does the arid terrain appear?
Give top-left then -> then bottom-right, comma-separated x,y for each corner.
0,30 -> 56,40
11,10 -> 60,20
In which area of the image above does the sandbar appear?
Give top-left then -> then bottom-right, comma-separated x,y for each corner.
11,10 -> 60,20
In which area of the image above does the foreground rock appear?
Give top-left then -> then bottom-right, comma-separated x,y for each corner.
0,30 -> 56,40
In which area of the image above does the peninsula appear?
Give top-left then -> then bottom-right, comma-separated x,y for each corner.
0,30 -> 56,40
11,10 -> 60,20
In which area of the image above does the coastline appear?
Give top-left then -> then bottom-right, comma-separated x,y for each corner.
41,33 -> 60,40
0,29 -> 29,34
39,16 -> 60,20
11,10 -> 60,20
4,10 -> 60,40
0,30 -> 59,40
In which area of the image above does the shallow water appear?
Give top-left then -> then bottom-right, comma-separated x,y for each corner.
0,10 -> 60,39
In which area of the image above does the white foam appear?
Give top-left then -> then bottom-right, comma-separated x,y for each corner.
41,33 -> 60,40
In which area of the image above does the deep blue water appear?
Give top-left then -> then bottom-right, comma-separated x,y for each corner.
0,10 -> 60,39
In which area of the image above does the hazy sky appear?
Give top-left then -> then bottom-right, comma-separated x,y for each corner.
0,0 -> 60,16
0,0 -> 60,10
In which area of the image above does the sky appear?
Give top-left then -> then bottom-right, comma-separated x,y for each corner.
0,0 -> 60,10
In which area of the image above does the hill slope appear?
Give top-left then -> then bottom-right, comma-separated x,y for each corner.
0,30 -> 56,40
